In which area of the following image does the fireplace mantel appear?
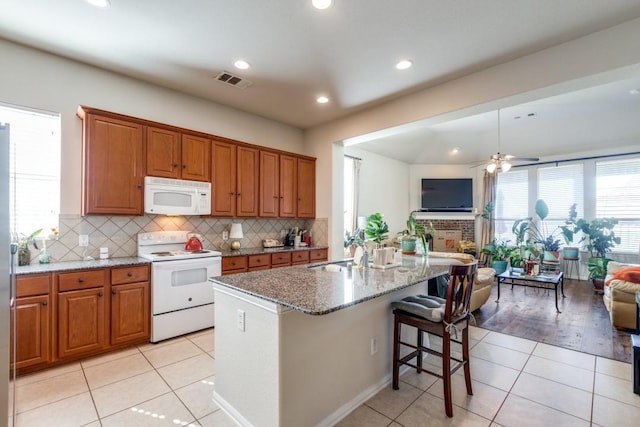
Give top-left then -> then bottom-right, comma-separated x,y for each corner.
413,211 -> 478,221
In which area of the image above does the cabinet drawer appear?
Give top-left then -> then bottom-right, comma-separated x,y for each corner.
271,252 -> 292,267
111,265 -> 150,285
248,254 -> 271,269
16,274 -> 50,298
222,256 -> 248,274
309,248 -> 328,262
58,270 -> 108,292
291,251 -> 310,265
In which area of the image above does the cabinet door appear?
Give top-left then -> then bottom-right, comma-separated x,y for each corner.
259,151 -> 279,217
57,288 -> 107,359
211,140 -> 237,216
279,154 -> 297,218
146,126 -> 181,178
111,282 -> 150,345
11,295 -> 50,370
82,113 -> 144,215
222,256 -> 248,275
181,134 -> 211,182
237,146 -> 259,217
297,158 -> 316,218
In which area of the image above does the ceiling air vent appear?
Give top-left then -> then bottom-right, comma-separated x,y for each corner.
214,71 -> 253,89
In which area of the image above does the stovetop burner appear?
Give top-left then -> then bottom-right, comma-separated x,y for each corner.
137,231 -> 222,261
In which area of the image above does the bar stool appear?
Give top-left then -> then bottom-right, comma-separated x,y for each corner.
391,262 -> 478,417
563,256 -> 580,280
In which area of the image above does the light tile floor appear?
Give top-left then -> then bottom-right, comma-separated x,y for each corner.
10,326 -> 640,426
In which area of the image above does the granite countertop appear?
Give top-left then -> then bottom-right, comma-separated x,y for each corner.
210,255 -> 451,315
16,257 -> 150,275
218,245 -> 328,257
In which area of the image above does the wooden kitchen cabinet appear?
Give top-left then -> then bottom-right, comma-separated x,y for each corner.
56,269 -> 109,359
291,250 -> 310,265
211,139 -> 258,217
259,150 -> 280,217
271,252 -> 292,267
78,107 -> 145,215
11,274 -> 51,370
110,266 -> 150,345
309,248 -> 328,262
279,154 -> 297,218
146,127 -> 210,182
248,254 -> 271,271
297,158 -> 316,218
222,256 -> 248,275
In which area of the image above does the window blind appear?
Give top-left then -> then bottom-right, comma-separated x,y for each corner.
494,170 -> 528,244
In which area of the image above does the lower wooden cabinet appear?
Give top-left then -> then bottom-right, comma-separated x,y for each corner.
223,248 -> 328,275
13,264 -> 151,373
111,266 -> 150,345
57,287 -> 108,359
12,274 -> 51,370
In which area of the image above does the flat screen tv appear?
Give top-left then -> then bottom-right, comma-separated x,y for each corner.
421,178 -> 473,212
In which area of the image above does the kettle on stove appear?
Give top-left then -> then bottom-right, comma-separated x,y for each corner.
185,232 -> 203,251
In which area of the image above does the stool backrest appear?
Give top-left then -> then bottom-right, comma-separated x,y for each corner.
444,262 -> 478,323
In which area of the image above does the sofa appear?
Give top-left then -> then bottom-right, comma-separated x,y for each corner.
429,251 -> 496,312
603,261 -> 640,330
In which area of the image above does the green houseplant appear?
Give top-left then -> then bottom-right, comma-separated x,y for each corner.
17,228 -> 42,266
482,239 -> 516,275
512,199 -> 562,262
344,228 -> 364,257
574,217 -> 620,293
559,203 -> 580,259
364,213 -> 389,245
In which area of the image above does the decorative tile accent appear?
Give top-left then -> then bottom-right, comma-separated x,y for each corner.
26,214 -> 327,263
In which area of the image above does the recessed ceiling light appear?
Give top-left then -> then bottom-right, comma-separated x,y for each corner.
316,96 -> 329,104
86,0 -> 111,8
630,88 -> 640,95
395,59 -> 413,70
451,147 -> 460,155
312,0 -> 333,10
234,60 -> 250,70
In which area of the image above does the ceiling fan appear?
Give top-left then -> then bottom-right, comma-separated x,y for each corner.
484,110 -> 539,173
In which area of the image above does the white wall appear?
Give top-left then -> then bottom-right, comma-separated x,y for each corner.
344,147 -> 409,237
0,39 -> 305,216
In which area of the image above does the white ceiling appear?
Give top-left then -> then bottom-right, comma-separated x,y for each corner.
2,0 -> 640,163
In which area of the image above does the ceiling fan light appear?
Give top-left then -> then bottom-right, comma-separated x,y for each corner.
501,161 -> 512,172
486,162 -> 497,173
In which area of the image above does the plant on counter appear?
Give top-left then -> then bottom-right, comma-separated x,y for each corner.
17,228 -> 43,266
364,212 -> 389,245
344,228 -> 365,256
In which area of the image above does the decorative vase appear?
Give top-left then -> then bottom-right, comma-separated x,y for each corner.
525,259 -> 539,275
592,278 -> 605,295
562,247 -> 579,259
18,246 -> 30,266
492,260 -> 508,275
401,237 -> 416,255
543,250 -> 560,262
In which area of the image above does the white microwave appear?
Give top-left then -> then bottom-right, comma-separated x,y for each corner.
144,176 -> 211,216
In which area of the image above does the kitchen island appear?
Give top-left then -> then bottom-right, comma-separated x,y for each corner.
210,255 -> 451,426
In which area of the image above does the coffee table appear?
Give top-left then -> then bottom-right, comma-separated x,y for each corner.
496,270 -> 565,313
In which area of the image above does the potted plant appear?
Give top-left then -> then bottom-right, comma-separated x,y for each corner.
559,203 -> 580,259
364,212 -> 389,247
512,199 -> 561,262
482,239 -> 515,275
17,228 -> 42,266
398,215 -> 419,255
574,217 -> 620,293
344,228 -> 364,257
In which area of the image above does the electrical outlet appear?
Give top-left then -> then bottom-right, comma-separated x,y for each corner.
222,231 -> 229,241
78,234 -> 89,247
237,309 -> 245,332
370,337 -> 378,355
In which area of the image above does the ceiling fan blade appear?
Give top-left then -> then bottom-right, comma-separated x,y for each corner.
503,154 -> 539,162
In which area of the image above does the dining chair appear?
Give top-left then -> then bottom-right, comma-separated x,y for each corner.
391,262 -> 478,417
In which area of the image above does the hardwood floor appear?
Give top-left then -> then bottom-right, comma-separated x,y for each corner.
473,277 -> 633,362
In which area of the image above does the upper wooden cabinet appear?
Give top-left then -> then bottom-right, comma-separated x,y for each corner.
297,157 -> 316,218
78,107 -> 144,216
211,139 -> 258,217
146,126 -> 210,182
260,152 -> 315,218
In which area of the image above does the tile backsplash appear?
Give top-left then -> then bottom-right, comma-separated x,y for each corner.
26,215 -> 328,264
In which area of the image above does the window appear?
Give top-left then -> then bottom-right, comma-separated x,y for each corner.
537,164 -> 584,245
494,169 -> 528,244
596,158 -> 640,253
1,104 -> 61,238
